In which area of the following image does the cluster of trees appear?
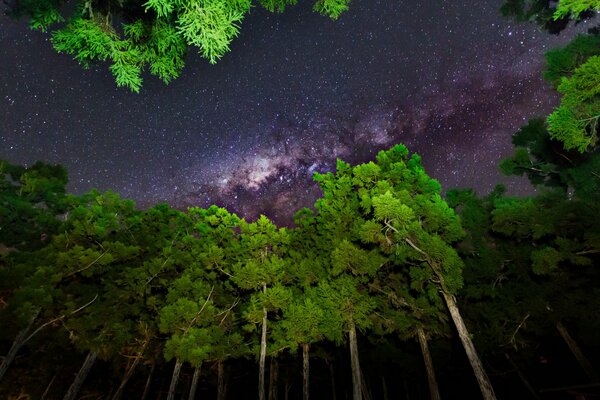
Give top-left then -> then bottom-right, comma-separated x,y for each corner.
1,1 -> 600,399
1,98 -> 600,399
6,0 -> 349,92
0,144 -> 498,400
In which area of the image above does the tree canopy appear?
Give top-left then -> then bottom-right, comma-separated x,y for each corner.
7,0 -> 350,91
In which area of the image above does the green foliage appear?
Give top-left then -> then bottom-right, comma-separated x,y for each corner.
544,34 -> 600,87
0,160 -> 68,251
563,151 -> 600,201
10,0 -> 348,91
500,0 -> 570,34
500,118 -> 600,204
177,0 -> 249,64
547,56 -> 600,152
499,119 -> 565,188
313,0 -> 351,19
450,185 -> 600,358
8,0 -> 63,31
312,144 -> 467,358
52,18 -> 117,67
3,143 -> 598,398
144,22 -> 187,84
554,0 -> 600,19
500,0 -> 549,21
258,0 -> 297,13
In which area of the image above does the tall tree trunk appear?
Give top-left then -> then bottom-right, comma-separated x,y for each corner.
284,378 -> 291,400
268,356 -> 278,400
0,313 -> 37,382
326,360 -> 336,400
217,360 -> 226,400
112,354 -> 143,400
41,371 -> 59,400
416,327 -> 441,400
63,351 -> 98,400
556,321 -> 598,382
360,371 -> 371,400
402,376 -> 410,400
441,291 -> 496,400
505,353 -> 539,399
141,363 -> 155,400
155,368 -> 167,400
302,343 -> 310,400
381,375 -> 388,400
188,364 -> 201,400
259,283 -> 268,400
167,359 -> 183,400
348,320 -> 362,400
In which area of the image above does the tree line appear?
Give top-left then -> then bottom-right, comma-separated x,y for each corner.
1,117 -> 599,399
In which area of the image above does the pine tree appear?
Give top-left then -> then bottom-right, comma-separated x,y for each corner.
313,145 -> 497,399
231,216 -> 291,400
547,56 -> 600,152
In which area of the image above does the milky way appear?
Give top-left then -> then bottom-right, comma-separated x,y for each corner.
0,1 -> 593,224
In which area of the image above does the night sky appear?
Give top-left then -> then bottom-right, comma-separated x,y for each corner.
0,1 -> 591,224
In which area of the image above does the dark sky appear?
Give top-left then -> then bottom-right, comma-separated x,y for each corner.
0,1 -> 591,224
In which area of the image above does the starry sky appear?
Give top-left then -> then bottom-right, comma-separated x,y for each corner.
0,1 -> 591,224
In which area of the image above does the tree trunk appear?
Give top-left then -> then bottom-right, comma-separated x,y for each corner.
167,360 -> 183,400
63,351 -> 98,400
416,327 -> 441,400
268,356 -> 278,400
348,320 -> 362,400
326,360 -> 336,400
41,371 -> 59,400
188,365 -> 201,400
0,313 -> 37,382
259,283 -> 268,400
112,354 -> 143,400
141,363 -> 155,400
302,343 -> 310,400
381,375 -> 388,400
403,376 -> 410,400
284,378 -> 291,400
217,360 -> 226,400
360,372 -> 371,400
441,291 -> 496,400
505,353 -> 539,399
556,321 -> 598,382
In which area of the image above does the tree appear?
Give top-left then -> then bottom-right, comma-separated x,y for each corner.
1,190 -> 140,385
279,210 -> 336,400
313,145 -> 497,399
187,205 -> 247,400
0,160 -> 69,252
448,186 -> 600,386
544,33 -> 600,87
158,206 -> 248,400
0,160 -> 71,383
547,55 -> 600,152
500,117 -> 600,203
7,0 -> 350,91
231,215 -> 291,400
553,0 -> 600,19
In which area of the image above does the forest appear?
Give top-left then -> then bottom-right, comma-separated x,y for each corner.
2,0 -> 600,399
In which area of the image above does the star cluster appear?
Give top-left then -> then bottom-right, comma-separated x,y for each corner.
0,1 -> 591,224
